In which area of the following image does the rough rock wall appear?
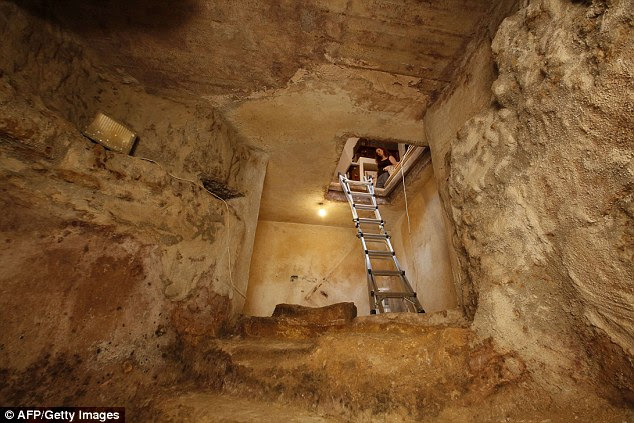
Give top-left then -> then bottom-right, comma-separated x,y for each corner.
0,2 -> 267,405
0,1 -> 248,187
0,0 -> 268,307
430,0 -> 633,404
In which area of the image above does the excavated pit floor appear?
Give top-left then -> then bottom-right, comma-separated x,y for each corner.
139,305 -> 633,422
151,392 -> 336,423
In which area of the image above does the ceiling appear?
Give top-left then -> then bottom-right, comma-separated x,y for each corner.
17,0 -> 509,226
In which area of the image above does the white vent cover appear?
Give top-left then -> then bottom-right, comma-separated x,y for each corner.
83,112 -> 137,154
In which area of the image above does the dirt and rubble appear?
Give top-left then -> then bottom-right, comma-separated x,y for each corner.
142,306 -> 634,422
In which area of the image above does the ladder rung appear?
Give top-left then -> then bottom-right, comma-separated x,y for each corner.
365,250 -> 394,258
361,233 -> 390,240
355,218 -> 383,225
348,191 -> 374,197
370,270 -> 405,276
353,204 -> 378,211
375,291 -> 415,299
345,180 -> 372,186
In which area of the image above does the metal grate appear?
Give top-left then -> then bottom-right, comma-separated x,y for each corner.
83,113 -> 137,154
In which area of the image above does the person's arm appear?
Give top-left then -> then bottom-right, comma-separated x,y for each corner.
388,156 -> 399,166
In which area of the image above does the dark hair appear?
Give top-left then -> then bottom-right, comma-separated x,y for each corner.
375,147 -> 387,163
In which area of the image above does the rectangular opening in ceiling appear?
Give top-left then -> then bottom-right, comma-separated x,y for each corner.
328,137 -> 427,198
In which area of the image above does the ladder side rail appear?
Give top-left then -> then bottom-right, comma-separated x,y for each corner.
384,237 -> 397,253
372,203 -> 383,221
365,250 -> 382,314
360,230 -> 383,314
367,178 -> 383,222
399,273 -> 418,297
399,273 -> 424,312
366,176 -> 379,208
359,233 -> 380,297
369,273 -> 384,314
391,254 -> 405,272
366,273 -> 379,314
403,298 -> 420,311
366,176 -> 374,195
338,173 -> 351,202
359,233 -> 372,256
339,174 -> 359,219
366,179 -> 382,222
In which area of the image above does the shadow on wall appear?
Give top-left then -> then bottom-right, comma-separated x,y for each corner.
12,0 -> 199,34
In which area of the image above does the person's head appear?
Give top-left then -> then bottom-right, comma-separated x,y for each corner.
375,147 -> 387,160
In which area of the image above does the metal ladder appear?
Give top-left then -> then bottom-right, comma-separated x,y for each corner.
338,173 -> 425,314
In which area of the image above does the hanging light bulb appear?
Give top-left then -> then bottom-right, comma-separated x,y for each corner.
317,202 -> 327,217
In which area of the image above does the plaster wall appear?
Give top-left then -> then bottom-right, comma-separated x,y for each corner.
424,39 -> 499,315
244,220 -> 369,316
390,165 -> 456,313
246,170 -> 456,317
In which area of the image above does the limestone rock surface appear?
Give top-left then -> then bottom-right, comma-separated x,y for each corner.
0,1 -> 267,409
444,0 -> 633,404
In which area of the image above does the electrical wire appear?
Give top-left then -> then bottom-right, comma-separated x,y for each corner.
138,157 -> 247,300
401,165 -> 411,234
400,163 -> 420,303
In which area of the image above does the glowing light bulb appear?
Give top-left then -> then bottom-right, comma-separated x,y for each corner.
318,208 -> 327,217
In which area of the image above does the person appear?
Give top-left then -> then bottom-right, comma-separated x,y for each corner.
375,147 -> 398,188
